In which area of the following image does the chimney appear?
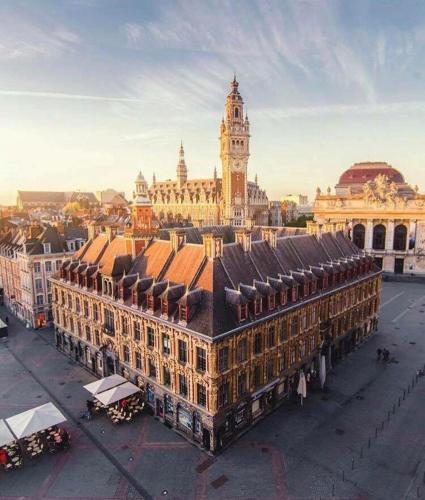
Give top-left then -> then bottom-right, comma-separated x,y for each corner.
169,229 -> 186,252
235,229 -> 252,252
245,217 -> 254,230
261,228 -> 278,248
87,223 -> 96,241
203,232 -> 223,259
105,225 -> 116,242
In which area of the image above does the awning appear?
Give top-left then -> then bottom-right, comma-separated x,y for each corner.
94,381 -> 141,406
0,419 -> 15,446
84,374 -> 127,395
6,403 -> 67,439
251,378 -> 280,401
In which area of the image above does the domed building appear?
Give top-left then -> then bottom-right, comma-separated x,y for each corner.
309,162 -> 425,276
335,162 -> 412,196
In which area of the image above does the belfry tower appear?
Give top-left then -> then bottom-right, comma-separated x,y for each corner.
220,76 -> 250,226
176,141 -> 188,186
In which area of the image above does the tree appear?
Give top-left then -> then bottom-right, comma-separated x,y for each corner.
285,215 -> 314,228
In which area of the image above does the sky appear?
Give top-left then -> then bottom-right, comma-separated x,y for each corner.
1,0 -> 425,205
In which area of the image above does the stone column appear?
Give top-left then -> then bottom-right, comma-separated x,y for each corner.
365,220 -> 373,250
386,219 -> 395,251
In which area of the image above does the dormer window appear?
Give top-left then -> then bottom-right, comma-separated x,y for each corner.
132,289 -> 139,306
303,284 -> 309,297
239,304 -> 248,322
311,281 -> 317,294
291,287 -> 298,302
147,295 -> 156,311
179,304 -> 188,323
43,243 -> 51,254
161,299 -> 169,316
280,291 -> 287,306
254,299 -> 262,316
268,294 -> 276,310
323,276 -> 328,289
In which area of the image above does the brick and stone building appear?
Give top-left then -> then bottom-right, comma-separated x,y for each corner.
147,77 -> 269,227
0,224 -> 87,327
309,162 -> 425,275
51,189 -> 381,452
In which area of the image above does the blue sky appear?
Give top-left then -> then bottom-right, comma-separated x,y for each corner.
1,0 -> 425,204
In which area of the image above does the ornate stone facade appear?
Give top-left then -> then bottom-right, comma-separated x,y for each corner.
146,78 -> 269,227
51,221 -> 381,452
309,162 -> 425,275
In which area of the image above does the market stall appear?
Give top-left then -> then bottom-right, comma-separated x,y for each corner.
0,419 -> 22,470
0,403 -> 70,472
0,318 -> 8,338
93,381 -> 144,424
83,374 -> 127,395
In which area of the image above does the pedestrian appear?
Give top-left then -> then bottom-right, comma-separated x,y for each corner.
376,348 -> 382,361
5,316 -> 8,324
383,349 -> 390,362
86,399 -> 95,419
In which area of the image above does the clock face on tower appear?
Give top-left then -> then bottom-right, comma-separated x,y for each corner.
233,161 -> 243,171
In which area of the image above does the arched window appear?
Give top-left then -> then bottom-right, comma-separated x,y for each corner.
234,107 -> 239,118
373,224 -> 386,250
353,224 -> 365,249
393,224 -> 407,251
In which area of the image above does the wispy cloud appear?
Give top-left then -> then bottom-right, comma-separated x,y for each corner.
0,90 -> 142,102
255,100 -> 425,120
0,16 -> 81,60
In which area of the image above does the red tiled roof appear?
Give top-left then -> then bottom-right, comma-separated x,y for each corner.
164,244 -> 205,286
79,235 -> 109,264
129,240 -> 173,279
338,162 -> 405,185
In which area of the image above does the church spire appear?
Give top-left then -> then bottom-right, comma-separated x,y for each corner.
176,141 -> 187,185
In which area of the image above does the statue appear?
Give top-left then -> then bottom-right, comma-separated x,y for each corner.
363,181 -> 375,201
316,187 -> 321,197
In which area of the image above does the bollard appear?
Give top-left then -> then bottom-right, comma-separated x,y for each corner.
343,470 -> 345,482
375,427 -> 378,438
352,458 -> 355,470
368,437 -> 371,448
332,483 -> 335,497
403,390 -> 406,400
387,411 -> 390,422
398,397 -> 401,407
381,421 -> 385,430
392,403 -> 396,414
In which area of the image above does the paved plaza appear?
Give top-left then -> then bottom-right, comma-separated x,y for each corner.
1,281 -> 425,499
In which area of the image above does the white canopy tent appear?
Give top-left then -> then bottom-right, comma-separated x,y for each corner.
83,374 -> 127,396
0,419 -> 16,446
6,403 -> 66,439
94,381 -> 141,406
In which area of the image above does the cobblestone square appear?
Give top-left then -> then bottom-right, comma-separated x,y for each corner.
1,281 -> 425,499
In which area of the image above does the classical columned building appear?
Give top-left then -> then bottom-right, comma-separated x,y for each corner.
50,196 -> 381,452
309,162 -> 425,275
146,78 -> 269,227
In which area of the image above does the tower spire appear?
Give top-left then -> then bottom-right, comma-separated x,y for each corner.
177,141 -> 187,185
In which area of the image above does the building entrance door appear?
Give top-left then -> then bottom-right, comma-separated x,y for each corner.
394,258 -> 404,274
106,356 -> 115,375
